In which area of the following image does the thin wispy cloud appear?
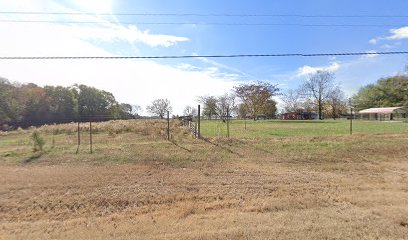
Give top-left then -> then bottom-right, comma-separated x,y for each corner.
369,26 -> 408,44
296,62 -> 341,77
73,24 -> 189,47
0,0 -> 239,114
387,26 -> 408,40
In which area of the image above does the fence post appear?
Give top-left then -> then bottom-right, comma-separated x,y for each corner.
167,111 -> 170,141
76,122 -> 80,154
89,120 -> 93,153
197,104 -> 201,139
227,108 -> 230,138
349,98 -> 353,135
194,122 -> 197,138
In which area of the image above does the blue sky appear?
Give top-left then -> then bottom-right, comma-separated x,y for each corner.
1,0 -> 408,114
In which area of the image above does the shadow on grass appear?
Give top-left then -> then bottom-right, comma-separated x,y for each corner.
23,151 -> 45,164
170,140 -> 191,152
201,138 -> 243,157
230,138 -> 274,154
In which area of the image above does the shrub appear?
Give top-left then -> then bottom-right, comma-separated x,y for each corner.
31,131 -> 45,152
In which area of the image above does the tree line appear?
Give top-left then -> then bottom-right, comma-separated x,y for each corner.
280,71 -> 408,120
147,81 -> 280,121
0,77 -> 138,130
2,70 -> 407,130
280,71 -> 348,120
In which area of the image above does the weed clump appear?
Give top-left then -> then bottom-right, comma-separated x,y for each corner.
31,131 -> 45,152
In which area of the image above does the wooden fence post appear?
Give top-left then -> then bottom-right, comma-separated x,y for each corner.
194,122 -> 197,138
76,122 -> 80,154
167,111 -> 170,141
227,108 -> 230,138
197,104 -> 201,139
349,98 -> 353,135
89,120 -> 93,153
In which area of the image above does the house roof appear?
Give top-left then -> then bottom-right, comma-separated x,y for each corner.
358,107 -> 408,114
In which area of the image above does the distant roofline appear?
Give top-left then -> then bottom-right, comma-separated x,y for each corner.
358,106 -> 408,114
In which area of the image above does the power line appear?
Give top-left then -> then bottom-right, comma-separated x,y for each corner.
0,51 -> 407,60
0,19 -> 404,27
2,11 -> 408,18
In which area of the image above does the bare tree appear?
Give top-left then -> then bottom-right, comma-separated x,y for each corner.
326,86 -> 347,119
131,104 -> 142,117
197,95 -> 217,119
237,103 -> 248,119
234,81 -> 279,120
302,71 -> 335,120
183,105 -> 197,116
281,89 -> 303,112
146,99 -> 172,119
301,98 -> 315,112
214,94 -> 236,122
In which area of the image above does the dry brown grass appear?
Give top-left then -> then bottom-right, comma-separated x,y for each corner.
1,120 -> 408,239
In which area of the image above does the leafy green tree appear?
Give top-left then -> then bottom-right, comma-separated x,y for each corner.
198,96 -> 218,119
119,103 -> 135,119
0,78 -> 138,128
18,83 -> 49,127
76,85 -> 120,119
262,99 -> 277,119
0,78 -> 21,129
44,86 -> 78,122
352,75 -> 408,110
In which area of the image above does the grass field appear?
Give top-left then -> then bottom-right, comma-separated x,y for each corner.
1,120 -> 408,239
199,119 -> 408,138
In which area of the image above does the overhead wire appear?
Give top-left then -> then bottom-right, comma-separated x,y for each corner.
1,11 -> 407,27
2,11 -> 408,18
0,51 -> 407,60
0,19 -> 405,27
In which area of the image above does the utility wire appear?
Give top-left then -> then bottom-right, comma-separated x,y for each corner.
0,51 -> 407,60
0,19 -> 405,27
2,11 -> 408,18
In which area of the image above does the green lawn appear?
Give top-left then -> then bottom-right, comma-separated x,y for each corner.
199,119 -> 408,138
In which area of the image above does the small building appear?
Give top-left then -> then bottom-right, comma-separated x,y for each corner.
358,107 -> 408,121
282,111 -> 318,120
178,115 -> 193,125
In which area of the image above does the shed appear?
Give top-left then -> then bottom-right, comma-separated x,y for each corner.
358,107 -> 408,121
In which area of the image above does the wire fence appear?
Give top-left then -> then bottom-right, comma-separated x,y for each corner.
1,111 -> 407,157
190,118 -> 408,139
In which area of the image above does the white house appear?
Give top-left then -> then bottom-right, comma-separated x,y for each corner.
358,107 -> 408,121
